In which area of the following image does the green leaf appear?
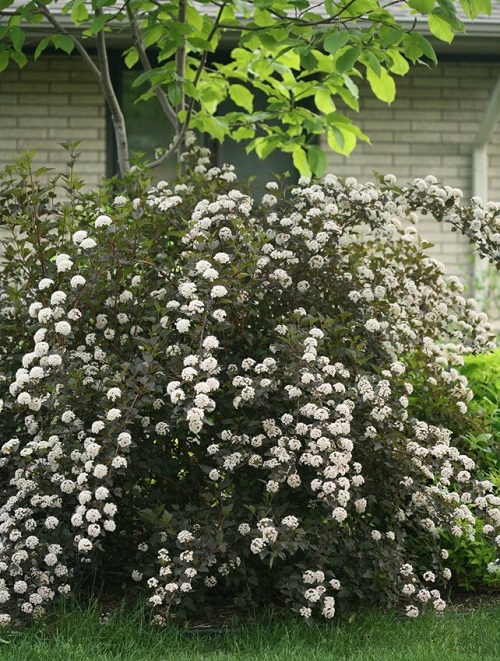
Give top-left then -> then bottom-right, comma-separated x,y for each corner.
328,126 -> 358,156
292,146 -> 312,177
300,49 -> 318,71
407,0 -> 435,12
314,88 -> 335,114
336,46 -> 360,75
0,1 -> 14,11
366,67 -> 395,103
229,84 -> 253,113
324,31 -> 350,54
428,12 -> 455,44
460,0 -> 491,18
167,82 -> 182,108
402,32 -> 437,64
71,0 -> 89,23
307,145 -> 328,177
9,26 -> 24,51
325,0 -> 335,14
143,26 -> 164,49
0,50 -> 9,73
387,50 -> 410,76
232,126 -> 255,141
52,34 -> 75,55
85,13 -> 109,35
10,49 -> 27,67
364,51 -> 381,78
381,28 -> 404,48
251,135 -> 280,159
34,36 -> 51,61
124,47 -> 139,69
187,37 -> 215,52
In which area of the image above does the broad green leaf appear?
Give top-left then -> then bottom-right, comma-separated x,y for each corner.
10,49 -> 27,67
85,13 -> 109,35
0,50 -> 9,73
460,0 -> 491,17
343,74 -> 359,100
328,126 -> 355,156
314,88 -> 336,114
232,126 -> 255,141
381,28 -> 404,48
71,0 -> 89,23
186,4 -> 204,31
229,84 -> 254,112
387,49 -> 410,76
402,32 -> 437,64
300,49 -> 318,71
364,50 -> 381,77
34,35 -> 51,60
124,47 -> 139,69
143,26 -> 164,48
252,135 -> 281,159
325,0 -> 335,15
366,66 -> 395,103
193,113 -> 228,143
0,1 -> 14,10
428,12 -> 455,43
307,144 -> 328,177
167,83 -> 182,108
254,8 -> 274,26
9,26 -> 24,51
52,34 -> 75,55
336,46 -> 360,75
324,31 -> 350,54
292,146 -> 312,177
407,0 -> 435,13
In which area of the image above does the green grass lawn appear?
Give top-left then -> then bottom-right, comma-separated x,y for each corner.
0,602 -> 499,661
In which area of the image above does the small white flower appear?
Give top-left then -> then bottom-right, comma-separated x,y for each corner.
38,278 -> 55,290
210,285 -> 228,298
80,237 -> 97,250
71,275 -> 86,288
55,321 -> 72,336
106,408 -> 122,421
72,230 -> 88,245
95,214 -> 112,228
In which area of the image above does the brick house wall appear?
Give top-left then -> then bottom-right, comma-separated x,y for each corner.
0,54 -> 107,186
324,60 -> 500,293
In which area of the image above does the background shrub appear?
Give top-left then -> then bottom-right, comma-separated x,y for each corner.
0,149 -> 499,626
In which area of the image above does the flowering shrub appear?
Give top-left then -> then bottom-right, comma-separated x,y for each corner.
0,149 -> 500,626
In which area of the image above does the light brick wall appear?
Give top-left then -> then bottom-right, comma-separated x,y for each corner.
0,54 -> 107,186
324,61 -> 500,290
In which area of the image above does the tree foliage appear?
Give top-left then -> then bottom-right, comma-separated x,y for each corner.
0,1 -> 495,172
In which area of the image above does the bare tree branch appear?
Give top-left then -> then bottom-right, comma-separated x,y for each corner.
95,8 -> 130,174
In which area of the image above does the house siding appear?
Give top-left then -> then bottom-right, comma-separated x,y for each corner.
324,60 -> 500,291
0,55 -> 107,186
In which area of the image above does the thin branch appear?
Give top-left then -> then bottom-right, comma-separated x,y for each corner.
36,3 -> 102,82
144,124 -> 189,169
95,8 -> 130,174
126,4 -> 179,130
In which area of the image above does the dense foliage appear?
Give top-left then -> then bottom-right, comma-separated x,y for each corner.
0,147 -> 499,626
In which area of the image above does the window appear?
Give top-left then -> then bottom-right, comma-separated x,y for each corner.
117,68 -> 298,193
